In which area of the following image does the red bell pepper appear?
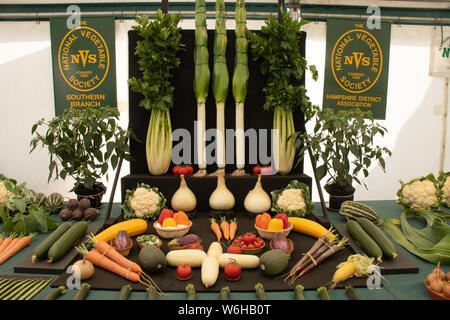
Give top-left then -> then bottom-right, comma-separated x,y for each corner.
274,213 -> 289,229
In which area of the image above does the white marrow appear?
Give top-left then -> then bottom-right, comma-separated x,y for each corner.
207,242 -> 223,259
201,256 -> 220,288
166,249 -> 206,268
218,253 -> 260,269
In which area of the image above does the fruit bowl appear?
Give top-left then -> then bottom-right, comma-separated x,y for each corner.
254,222 -> 293,240
153,220 -> 192,239
232,233 -> 266,254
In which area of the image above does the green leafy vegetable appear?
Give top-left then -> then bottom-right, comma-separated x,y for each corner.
381,209 -> 450,265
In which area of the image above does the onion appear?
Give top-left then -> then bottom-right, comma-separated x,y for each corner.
429,278 -> 444,293
426,273 -> 437,286
244,175 -> 271,214
443,283 -> 450,298
171,175 -> 197,212
209,174 -> 235,211
72,259 -> 95,280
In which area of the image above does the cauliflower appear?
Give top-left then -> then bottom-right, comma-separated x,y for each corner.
0,181 -> 12,205
276,188 -> 306,211
397,175 -> 440,209
439,172 -> 450,207
122,183 -> 166,220
271,180 -> 314,217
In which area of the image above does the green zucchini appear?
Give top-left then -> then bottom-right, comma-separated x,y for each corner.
219,286 -> 230,300
44,286 -> 66,300
340,201 -> 379,224
186,283 -> 196,300
346,219 -> 383,261
317,286 -> 331,300
294,284 -> 306,300
48,221 -> 88,262
345,286 -> 362,300
254,283 -> 267,300
356,217 -> 397,259
73,283 -> 90,300
32,222 -> 72,263
147,286 -> 158,300
118,284 -> 132,300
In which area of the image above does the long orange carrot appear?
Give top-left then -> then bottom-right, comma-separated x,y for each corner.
0,233 -> 36,264
0,233 -> 16,255
220,216 -> 230,241
85,235 -> 166,296
85,249 -> 141,282
0,233 -> 5,248
210,218 -> 222,242
229,218 -> 238,241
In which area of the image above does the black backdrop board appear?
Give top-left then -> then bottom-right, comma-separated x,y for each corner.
123,29 -> 312,209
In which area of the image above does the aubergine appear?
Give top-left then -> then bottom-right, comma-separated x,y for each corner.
168,234 -> 201,247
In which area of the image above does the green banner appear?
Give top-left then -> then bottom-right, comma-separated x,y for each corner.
50,17 -> 117,115
323,18 -> 391,119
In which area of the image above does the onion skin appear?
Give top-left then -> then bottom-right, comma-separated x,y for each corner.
443,283 -> 450,299
72,260 -> 95,280
244,175 -> 271,214
429,278 -> 444,293
171,175 -> 197,212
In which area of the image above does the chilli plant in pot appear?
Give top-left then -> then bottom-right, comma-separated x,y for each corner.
30,107 -> 134,208
292,106 -> 392,211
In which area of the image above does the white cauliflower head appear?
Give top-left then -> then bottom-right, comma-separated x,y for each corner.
442,176 -> 450,206
0,181 -> 11,205
276,188 -> 306,212
129,187 -> 161,218
400,180 -> 439,209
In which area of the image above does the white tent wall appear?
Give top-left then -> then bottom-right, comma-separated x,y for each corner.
0,19 -> 448,204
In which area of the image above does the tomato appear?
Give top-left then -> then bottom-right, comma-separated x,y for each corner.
254,242 -> 261,248
189,243 -> 204,251
252,166 -> 261,175
247,244 -> 255,250
241,244 -> 248,249
178,165 -> 193,176
227,245 -> 242,254
248,233 -> 257,243
176,264 -> 192,280
172,165 -> 181,175
242,234 -> 252,245
224,260 -> 241,281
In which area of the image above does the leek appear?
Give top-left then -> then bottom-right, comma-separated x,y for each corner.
193,0 -> 210,177
128,11 -> 184,175
248,10 -> 317,175
231,0 -> 249,176
211,0 -> 229,176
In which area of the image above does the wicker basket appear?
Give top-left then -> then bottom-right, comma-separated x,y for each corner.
254,222 -> 293,240
153,220 -> 192,239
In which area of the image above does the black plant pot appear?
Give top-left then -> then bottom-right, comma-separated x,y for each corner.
324,183 -> 355,212
74,183 -> 106,209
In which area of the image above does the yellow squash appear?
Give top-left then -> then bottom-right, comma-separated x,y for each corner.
93,219 -> 148,242
287,217 -> 334,241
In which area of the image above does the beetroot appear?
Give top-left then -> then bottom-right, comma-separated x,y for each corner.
272,232 -> 290,252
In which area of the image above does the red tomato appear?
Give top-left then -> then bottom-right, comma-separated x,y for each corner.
252,166 -> 261,175
224,261 -> 241,281
242,234 -> 251,245
248,233 -> 257,243
189,243 -> 204,251
172,165 -> 181,175
254,242 -> 261,248
241,244 -> 248,249
227,245 -> 242,254
178,165 -> 194,176
247,244 -> 255,250
176,264 -> 192,280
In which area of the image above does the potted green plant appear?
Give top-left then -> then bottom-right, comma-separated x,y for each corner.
30,107 -> 134,208
292,107 -> 392,211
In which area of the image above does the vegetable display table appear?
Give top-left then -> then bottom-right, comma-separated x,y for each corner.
3,201 -> 446,300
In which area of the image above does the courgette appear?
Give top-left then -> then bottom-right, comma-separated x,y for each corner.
356,217 -> 397,259
317,286 -> 331,300
254,283 -> 267,300
44,286 -> 66,300
339,201 -> 380,224
219,286 -> 230,300
345,285 -> 362,300
186,283 -> 196,300
294,284 -> 306,300
147,286 -> 158,300
118,284 -> 132,300
32,222 -> 72,263
73,283 -> 90,300
346,219 -> 383,261
48,221 -> 88,262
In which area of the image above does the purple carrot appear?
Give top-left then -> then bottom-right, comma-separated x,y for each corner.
288,234 -> 329,274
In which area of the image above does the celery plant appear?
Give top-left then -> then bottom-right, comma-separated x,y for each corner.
128,10 -> 184,175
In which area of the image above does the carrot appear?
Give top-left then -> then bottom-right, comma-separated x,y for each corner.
210,218 -> 222,242
0,232 -> 17,255
220,216 -> 230,241
229,218 -> 238,241
0,233 -> 5,247
0,233 -> 36,265
85,235 -> 166,296
85,249 -> 141,282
